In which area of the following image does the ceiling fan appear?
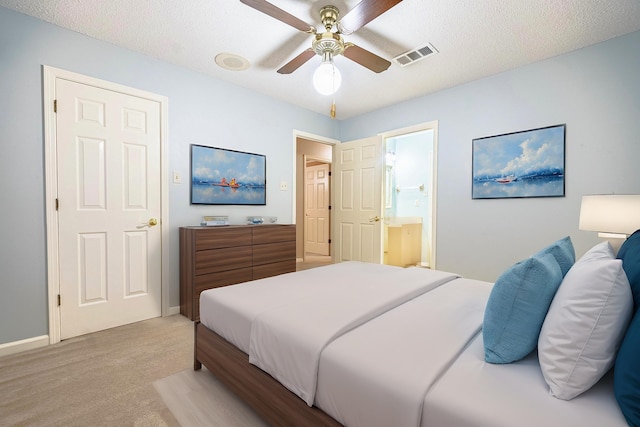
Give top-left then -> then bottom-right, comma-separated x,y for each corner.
239,0 -> 403,76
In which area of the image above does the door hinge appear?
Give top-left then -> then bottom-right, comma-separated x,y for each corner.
55,198 -> 59,211
53,99 -> 57,113
57,294 -> 61,306
328,239 -> 331,244
328,205 -> 332,210
328,171 -> 332,176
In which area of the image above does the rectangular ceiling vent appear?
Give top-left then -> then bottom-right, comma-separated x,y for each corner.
393,43 -> 438,67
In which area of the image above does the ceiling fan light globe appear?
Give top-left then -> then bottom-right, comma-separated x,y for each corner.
313,62 -> 342,95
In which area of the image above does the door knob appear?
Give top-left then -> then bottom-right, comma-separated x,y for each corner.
148,218 -> 158,227
369,216 -> 382,223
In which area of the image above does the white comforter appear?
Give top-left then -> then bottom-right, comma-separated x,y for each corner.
247,263 -> 459,405
421,333 -> 627,427
315,278 -> 492,427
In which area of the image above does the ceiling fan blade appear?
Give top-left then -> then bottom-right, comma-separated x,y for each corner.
343,43 -> 391,73
240,0 -> 315,33
338,0 -> 403,34
277,49 -> 316,74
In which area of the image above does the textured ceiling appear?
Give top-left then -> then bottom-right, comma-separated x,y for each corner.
2,0 -> 640,119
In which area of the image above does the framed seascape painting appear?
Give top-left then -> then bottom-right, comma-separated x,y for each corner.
472,124 -> 566,199
190,145 -> 266,205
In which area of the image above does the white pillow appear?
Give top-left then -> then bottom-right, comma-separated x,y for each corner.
538,241 -> 633,400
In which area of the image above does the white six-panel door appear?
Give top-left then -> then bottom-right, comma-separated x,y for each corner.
333,136 -> 383,263
305,162 -> 330,255
56,78 -> 162,339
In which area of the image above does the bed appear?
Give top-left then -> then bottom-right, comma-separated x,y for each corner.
193,238 -> 639,427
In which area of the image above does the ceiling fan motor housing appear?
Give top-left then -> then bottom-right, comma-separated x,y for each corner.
313,32 -> 345,58
312,6 -> 344,60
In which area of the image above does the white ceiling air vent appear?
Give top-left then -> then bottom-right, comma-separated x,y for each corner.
393,43 -> 438,67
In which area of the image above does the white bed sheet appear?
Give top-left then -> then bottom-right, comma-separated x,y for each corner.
315,278 -> 493,427
199,262 -> 404,353
421,334 -> 627,427
248,264 -> 459,405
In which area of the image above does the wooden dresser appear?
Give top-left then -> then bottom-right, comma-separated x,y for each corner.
180,224 -> 296,320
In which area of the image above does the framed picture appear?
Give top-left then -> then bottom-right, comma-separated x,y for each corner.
472,124 -> 566,199
190,145 -> 266,205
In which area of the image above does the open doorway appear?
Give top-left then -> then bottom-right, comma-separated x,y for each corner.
295,135 -> 335,266
381,122 -> 438,269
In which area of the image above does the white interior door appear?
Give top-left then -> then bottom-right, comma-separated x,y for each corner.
305,162 -> 330,255
333,136 -> 383,263
56,78 -> 162,339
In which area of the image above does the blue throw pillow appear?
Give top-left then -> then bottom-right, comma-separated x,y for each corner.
483,252 -> 563,364
534,236 -> 575,277
617,229 -> 640,312
614,309 -> 640,426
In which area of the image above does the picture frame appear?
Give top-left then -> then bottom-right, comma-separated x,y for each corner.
472,124 -> 566,199
190,144 -> 266,205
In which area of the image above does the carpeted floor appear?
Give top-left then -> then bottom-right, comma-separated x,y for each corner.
0,314 -> 193,427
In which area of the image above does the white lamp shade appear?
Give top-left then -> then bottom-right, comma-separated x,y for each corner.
313,62 -> 342,95
579,195 -> 640,235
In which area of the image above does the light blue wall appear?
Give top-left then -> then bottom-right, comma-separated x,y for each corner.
0,6 -> 337,345
340,30 -> 640,282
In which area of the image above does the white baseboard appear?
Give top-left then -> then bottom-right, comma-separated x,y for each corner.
1,309 -> 182,357
0,334 -> 49,357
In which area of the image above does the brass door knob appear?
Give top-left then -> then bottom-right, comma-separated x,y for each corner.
369,216 -> 382,223
148,218 -> 158,227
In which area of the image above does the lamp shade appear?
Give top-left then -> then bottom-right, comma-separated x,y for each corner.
579,195 -> 640,236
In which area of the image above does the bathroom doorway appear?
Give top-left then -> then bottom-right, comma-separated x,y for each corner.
382,122 -> 437,268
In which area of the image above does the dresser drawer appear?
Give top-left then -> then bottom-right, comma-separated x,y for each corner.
253,225 -> 296,245
253,240 -> 296,266
195,227 -> 252,251
195,245 -> 252,275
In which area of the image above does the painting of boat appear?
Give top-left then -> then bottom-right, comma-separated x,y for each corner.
495,175 -> 515,184
191,144 -> 266,205
212,177 -> 240,188
472,124 -> 565,199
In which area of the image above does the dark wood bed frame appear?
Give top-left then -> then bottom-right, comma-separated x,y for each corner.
194,321 -> 342,427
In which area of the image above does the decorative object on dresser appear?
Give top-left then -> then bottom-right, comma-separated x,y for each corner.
180,224 -> 295,321
201,215 -> 230,226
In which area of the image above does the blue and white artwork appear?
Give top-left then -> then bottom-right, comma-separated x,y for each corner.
191,145 -> 266,205
472,124 -> 565,199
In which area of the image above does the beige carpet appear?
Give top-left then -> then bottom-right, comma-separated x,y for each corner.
0,314 -> 193,427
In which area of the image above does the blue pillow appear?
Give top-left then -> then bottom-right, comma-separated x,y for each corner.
534,236 -> 575,277
483,252 -> 563,364
617,229 -> 640,312
614,309 -> 640,426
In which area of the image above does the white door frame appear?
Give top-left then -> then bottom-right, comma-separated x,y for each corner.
380,120 -> 439,269
43,66 -> 170,344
